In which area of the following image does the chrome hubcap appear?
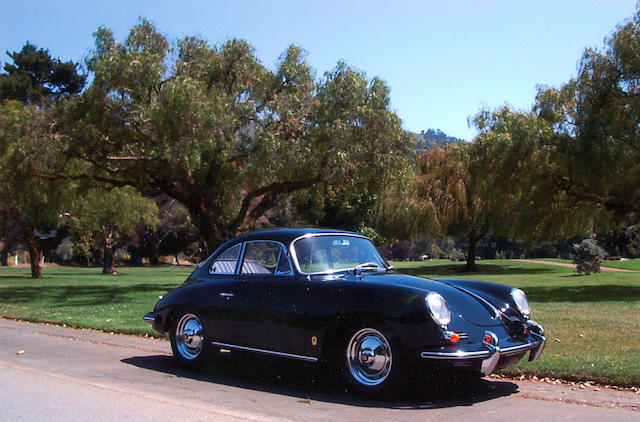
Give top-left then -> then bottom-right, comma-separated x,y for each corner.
175,313 -> 203,360
346,328 -> 392,386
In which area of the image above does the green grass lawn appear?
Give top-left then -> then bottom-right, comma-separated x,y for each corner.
1,260 -> 639,387
0,266 -> 191,336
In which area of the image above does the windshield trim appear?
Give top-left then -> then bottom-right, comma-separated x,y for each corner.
289,233 -> 388,275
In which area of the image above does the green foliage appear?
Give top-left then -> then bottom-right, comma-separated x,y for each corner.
64,186 -> 159,258
571,235 -> 607,275
64,21 -> 411,251
0,43 -> 86,277
0,101 -> 73,277
532,7 -> 640,221
0,42 -> 85,104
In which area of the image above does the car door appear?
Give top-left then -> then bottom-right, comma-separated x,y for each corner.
223,240 -> 309,357
200,243 -> 247,343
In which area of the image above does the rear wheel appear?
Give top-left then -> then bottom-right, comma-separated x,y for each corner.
169,312 -> 208,369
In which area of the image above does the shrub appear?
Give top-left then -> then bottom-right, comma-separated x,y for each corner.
391,242 -> 413,261
448,248 -> 465,261
378,245 -> 392,260
571,235 -> 606,275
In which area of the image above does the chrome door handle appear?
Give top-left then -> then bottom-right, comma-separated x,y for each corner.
219,292 -> 234,298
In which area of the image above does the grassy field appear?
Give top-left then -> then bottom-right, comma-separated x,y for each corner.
1,260 -> 639,387
0,266 -> 189,336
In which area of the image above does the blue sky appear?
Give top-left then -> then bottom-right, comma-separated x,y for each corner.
1,0 -> 637,139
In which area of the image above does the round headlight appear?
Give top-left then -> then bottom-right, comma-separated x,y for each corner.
426,292 -> 451,327
511,288 -> 530,317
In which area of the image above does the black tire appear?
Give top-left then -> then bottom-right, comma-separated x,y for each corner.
337,325 -> 407,397
169,311 -> 209,369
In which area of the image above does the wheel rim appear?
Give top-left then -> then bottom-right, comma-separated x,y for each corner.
175,313 -> 203,360
346,328 -> 392,386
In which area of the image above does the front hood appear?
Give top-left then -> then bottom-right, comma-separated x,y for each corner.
359,271 -> 502,327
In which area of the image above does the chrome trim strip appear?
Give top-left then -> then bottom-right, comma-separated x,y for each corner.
421,339 -> 544,360
142,314 -> 155,324
421,350 -> 491,359
236,241 -> 247,275
210,341 -> 318,362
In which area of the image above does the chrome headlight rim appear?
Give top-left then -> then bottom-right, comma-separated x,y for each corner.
511,288 -> 531,318
426,292 -> 451,327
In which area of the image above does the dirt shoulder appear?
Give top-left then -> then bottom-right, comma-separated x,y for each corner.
517,259 -> 638,272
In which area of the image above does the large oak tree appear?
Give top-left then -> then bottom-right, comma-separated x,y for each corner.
62,21 -> 411,251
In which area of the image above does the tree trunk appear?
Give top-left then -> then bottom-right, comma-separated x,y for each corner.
27,235 -> 42,279
0,223 -> 20,266
464,234 -> 480,272
149,246 -> 160,265
103,223 -> 117,275
174,254 -> 180,266
0,248 -> 8,266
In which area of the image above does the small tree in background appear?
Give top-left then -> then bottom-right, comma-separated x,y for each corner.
571,235 -> 606,275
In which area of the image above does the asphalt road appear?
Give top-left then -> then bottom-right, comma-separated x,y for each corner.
1,318 -> 638,422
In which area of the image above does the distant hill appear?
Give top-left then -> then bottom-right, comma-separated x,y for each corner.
412,129 -> 464,150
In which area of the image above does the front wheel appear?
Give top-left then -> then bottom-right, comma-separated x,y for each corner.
341,326 -> 405,396
169,312 -> 208,369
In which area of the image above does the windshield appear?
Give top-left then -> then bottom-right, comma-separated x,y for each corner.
292,235 -> 387,274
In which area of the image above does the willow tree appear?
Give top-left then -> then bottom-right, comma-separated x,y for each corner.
381,106 -> 594,271
533,7 -> 640,219
62,21 -> 411,251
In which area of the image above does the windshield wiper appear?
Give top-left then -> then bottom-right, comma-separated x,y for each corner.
353,262 -> 383,275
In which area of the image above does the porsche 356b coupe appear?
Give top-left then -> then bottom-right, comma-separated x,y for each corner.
144,228 -> 545,394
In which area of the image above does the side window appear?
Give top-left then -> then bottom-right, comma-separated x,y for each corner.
275,249 -> 292,275
241,241 -> 290,275
210,244 -> 241,274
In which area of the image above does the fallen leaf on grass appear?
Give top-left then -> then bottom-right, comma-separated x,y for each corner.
554,338 -> 561,342
578,334 -> 585,338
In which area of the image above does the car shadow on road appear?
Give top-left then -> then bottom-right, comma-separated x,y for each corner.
121,353 -> 519,409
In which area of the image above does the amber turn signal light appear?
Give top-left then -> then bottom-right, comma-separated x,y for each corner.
449,332 -> 460,343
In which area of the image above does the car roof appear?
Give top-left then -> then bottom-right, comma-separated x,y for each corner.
230,228 -> 361,245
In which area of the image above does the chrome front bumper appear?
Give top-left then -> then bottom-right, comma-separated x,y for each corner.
421,321 -> 546,375
142,312 -> 156,324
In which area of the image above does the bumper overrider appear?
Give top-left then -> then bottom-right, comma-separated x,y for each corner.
143,312 -> 163,333
421,321 -> 546,375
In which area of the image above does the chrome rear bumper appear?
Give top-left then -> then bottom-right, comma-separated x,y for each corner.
421,321 -> 546,375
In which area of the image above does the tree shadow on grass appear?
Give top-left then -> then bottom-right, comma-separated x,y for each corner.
399,263 -> 555,277
521,284 -> 640,302
0,283 -> 178,307
122,353 -> 518,409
